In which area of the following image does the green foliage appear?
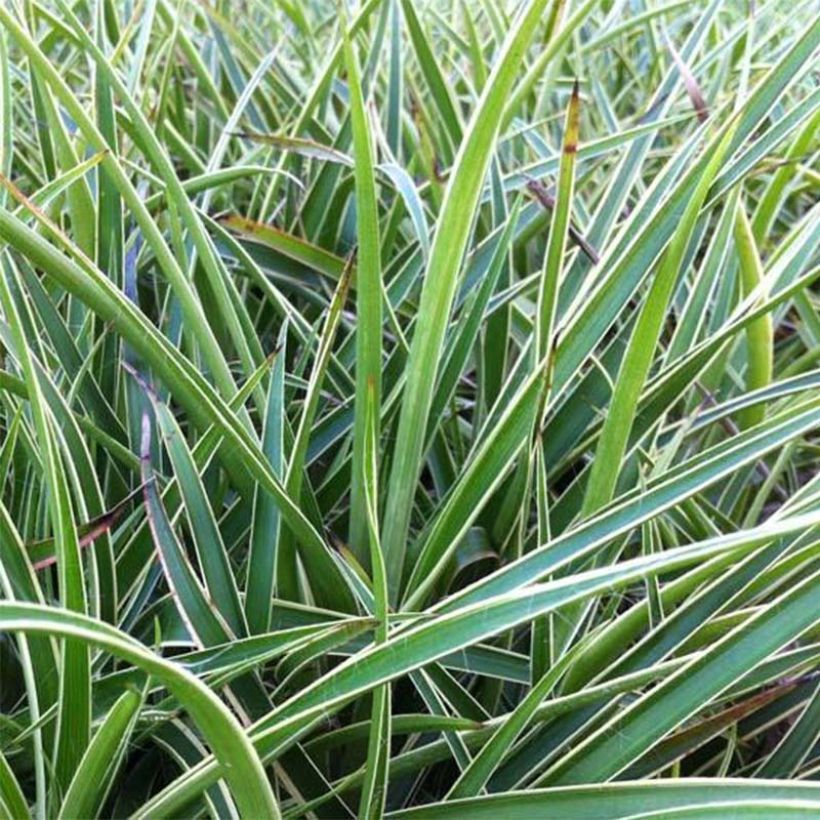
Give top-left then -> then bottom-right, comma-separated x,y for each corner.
0,1 -> 818,817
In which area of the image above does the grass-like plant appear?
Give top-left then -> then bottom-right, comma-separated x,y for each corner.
1,0 -> 819,817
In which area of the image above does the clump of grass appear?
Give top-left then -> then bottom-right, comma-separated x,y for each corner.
0,1 -> 819,817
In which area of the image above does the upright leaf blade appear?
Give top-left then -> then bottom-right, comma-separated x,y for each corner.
381,0 -> 556,602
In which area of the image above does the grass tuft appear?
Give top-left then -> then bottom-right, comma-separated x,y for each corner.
0,1 -> 818,817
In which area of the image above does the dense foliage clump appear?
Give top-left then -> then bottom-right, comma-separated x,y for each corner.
0,1 -> 818,817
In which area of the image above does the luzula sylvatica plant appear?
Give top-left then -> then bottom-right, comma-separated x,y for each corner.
0,0 -> 819,817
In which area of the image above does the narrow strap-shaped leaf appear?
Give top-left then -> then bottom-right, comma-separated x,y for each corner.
138,412 -> 232,648
246,333 -> 287,634
581,116 -> 739,515
378,163 -> 430,258
381,0 -> 555,603
58,688 -> 143,819
116,353 -> 273,603
0,496 -> 52,816
752,107 -> 820,240
427,197 -> 523,439
733,196 -> 773,429
385,781 -> 820,819
565,530 -> 806,692
358,379 -> 391,818
324,644 -> 820,799
224,214 -> 348,280
152,398 -> 248,638
535,80 -> 581,366
0,749 -> 28,820
0,29 -> 9,200
0,602 -> 279,819
620,682 -> 802,781
179,621 -> 370,681
405,363 -> 545,607
278,260 -> 354,604
446,641 -> 579,799
18,260 -> 126,443
400,0 -> 463,157
0,260 -> 90,788
345,21 -> 384,561
93,0 -> 124,413
501,0 -> 595,130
